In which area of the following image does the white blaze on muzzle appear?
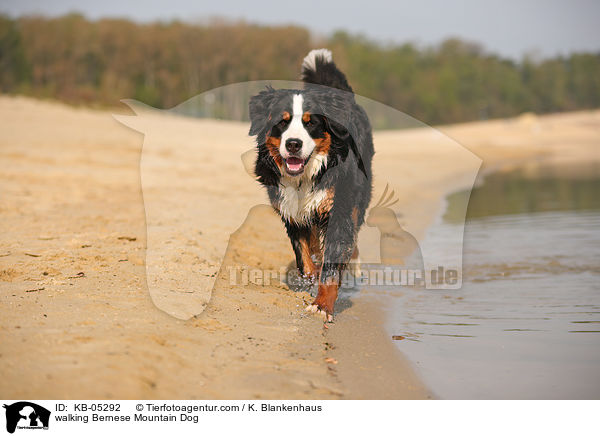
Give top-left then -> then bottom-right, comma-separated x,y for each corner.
279,94 -> 316,167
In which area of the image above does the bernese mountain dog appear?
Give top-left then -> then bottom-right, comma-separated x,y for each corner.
249,49 -> 374,321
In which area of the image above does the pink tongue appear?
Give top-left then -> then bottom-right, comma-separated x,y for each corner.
286,157 -> 304,171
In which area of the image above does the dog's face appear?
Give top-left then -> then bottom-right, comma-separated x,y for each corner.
250,88 -> 351,179
270,93 -> 325,176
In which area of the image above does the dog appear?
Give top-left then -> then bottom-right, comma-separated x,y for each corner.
249,49 -> 374,321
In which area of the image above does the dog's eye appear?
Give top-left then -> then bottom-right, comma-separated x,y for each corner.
277,119 -> 288,127
305,117 -> 316,127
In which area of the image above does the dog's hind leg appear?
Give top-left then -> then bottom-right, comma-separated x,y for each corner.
309,226 -> 323,268
348,245 -> 362,279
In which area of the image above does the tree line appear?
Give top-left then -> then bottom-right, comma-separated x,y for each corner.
1,13 -> 599,125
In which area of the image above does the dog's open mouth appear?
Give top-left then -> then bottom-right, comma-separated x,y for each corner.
284,156 -> 305,176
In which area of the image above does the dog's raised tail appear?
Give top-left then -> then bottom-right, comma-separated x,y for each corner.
301,48 -> 353,93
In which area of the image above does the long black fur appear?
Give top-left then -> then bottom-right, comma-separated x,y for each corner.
249,50 -> 374,316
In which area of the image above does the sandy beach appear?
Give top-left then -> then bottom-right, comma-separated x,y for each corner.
1,95 -> 599,399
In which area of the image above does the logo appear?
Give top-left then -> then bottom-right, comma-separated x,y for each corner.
3,402 -> 50,434
115,81 -> 480,320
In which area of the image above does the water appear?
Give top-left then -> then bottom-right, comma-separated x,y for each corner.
387,163 -> 600,399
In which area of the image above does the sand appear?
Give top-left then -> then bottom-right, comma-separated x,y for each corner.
1,95 -> 599,399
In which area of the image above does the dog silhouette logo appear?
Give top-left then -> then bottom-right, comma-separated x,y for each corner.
3,402 -> 50,433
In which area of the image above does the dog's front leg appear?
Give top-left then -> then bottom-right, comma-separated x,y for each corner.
284,222 -> 319,281
307,205 -> 357,321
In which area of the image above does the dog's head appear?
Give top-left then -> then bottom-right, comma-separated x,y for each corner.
249,86 -> 354,178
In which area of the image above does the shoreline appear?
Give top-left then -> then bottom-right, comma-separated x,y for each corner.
381,158 -> 600,399
373,110 -> 600,399
1,95 -> 599,399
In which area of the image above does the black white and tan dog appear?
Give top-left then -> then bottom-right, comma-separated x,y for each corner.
249,49 -> 374,321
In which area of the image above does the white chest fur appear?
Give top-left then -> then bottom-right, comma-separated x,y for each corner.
277,152 -> 328,225
278,180 -> 327,225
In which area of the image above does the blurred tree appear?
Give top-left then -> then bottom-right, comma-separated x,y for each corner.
0,14 -> 598,125
0,15 -> 31,92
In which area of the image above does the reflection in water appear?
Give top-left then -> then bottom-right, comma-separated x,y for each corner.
387,163 -> 600,399
444,162 -> 600,222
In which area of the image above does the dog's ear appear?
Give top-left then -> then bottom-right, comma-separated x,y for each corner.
249,86 -> 276,136
318,88 -> 368,179
324,117 -> 350,142
319,88 -> 353,141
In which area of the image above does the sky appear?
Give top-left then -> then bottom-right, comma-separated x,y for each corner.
1,0 -> 599,60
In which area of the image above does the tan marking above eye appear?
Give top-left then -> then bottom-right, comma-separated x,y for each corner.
302,112 -> 311,123
282,111 -> 291,121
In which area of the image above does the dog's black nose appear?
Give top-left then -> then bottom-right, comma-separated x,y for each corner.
285,138 -> 302,154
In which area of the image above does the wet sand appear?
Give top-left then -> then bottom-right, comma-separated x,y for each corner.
1,95 -> 599,398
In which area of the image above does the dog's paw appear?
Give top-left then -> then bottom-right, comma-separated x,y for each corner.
305,304 -> 333,323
